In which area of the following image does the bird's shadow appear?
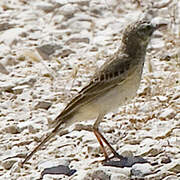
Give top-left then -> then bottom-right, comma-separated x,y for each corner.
102,155 -> 148,167
37,155 -> 150,179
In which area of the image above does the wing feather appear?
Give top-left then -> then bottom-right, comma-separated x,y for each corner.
55,54 -> 135,121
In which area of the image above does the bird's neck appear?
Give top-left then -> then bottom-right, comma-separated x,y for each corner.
121,36 -> 148,60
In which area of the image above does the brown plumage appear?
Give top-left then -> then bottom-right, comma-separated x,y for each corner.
22,16 -> 157,165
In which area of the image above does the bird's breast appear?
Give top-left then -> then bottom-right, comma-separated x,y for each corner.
65,65 -> 143,127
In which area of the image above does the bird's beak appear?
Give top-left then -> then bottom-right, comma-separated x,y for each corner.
151,18 -> 168,30
154,23 -> 168,30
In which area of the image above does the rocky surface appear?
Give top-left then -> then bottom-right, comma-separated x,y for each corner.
0,0 -> 179,179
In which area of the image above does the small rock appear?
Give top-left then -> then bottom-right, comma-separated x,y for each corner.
0,62 -> 9,74
160,54 -> 171,61
76,0 -> 89,6
150,38 -> 165,50
111,174 -> 129,180
36,2 -> 55,13
39,159 -> 75,179
137,85 -> 151,96
18,77 -> 36,86
2,159 -> 16,170
152,0 -> 172,8
87,143 -> 101,157
171,92 -> 180,101
39,158 -> 71,169
4,125 -> 21,134
54,0 -> 68,6
83,170 -> 110,180
90,46 -> 98,51
34,101 -> 52,110
161,156 -> 172,164
59,49 -> 75,58
131,163 -> 154,177
28,125 -> 39,134
99,166 -> 131,177
40,165 -> 76,179
0,22 -> 15,31
66,37 -> 90,45
163,175 -> 180,180
169,163 -> 180,174
0,28 -> 24,46
60,4 -> 77,18
11,162 -> 21,173
12,85 -> 28,94
156,95 -> 168,102
36,44 -> 62,60
120,150 -> 134,157
0,81 -> 14,92
17,54 -> 26,61
159,108 -> 176,120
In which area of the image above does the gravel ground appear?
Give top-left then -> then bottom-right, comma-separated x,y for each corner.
0,0 -> 179,179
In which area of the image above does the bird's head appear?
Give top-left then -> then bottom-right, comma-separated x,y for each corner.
122,20 -> 156,51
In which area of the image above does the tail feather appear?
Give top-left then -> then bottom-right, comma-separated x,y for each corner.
22,121 -> 63,165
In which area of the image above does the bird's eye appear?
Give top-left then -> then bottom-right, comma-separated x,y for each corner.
146,24 -> 152,30
141,24 -> 151,30
137,23 -> 153,38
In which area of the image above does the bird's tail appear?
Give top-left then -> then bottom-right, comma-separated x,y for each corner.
21,120 -> 64,166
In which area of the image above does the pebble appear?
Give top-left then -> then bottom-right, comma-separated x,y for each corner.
35,2 -> 55,13
99,166 -> 131,177
87,143 -> 101,157
0,28 -> 24,46
2,159 -> 17,170
36,43 -> 62,58
168,162 -> 180,174
159,108 -> 176,120
111,174 -> 129,180
4,125 -> 21,134
161,156 -> 171,164
83,169 -> 110,180
153,0 -> 172,8
0,22 -> 15,31
59,49 -> 75,58
34,101 -> 52,110
163,175 -> 180,180
60,4 -> 77,18
131,163 -> 154,177
38,158 -> 71,169
0,62 -> 9,74
156,95 -> 168,102
66,37 -> 90,45
12,85 -> 29,94
28,124 -> 40,134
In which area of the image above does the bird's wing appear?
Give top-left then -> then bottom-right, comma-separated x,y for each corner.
57,54 -> 134,120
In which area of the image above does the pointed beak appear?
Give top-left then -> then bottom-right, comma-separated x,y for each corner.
154,22 -> 168,30
151,18 -> 168,30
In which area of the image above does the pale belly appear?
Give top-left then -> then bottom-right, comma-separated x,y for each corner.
92,68 -> 142,114
67,68 -> 142,126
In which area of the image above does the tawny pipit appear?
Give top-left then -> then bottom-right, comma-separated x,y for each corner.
22,17 -> 158,165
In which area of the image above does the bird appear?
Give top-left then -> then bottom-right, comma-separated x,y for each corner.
22,14 -> 159,165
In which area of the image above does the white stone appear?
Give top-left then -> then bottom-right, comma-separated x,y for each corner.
159,108 -> 176,120
131,163 -> 153,177
60,4 -> 77,17
0,28 -> 24,46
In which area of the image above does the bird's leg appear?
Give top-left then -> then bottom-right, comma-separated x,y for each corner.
94,130 -> 123,159
93,113 -> 108,159
93,129 -> 108,159
93,113 -> 123,160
